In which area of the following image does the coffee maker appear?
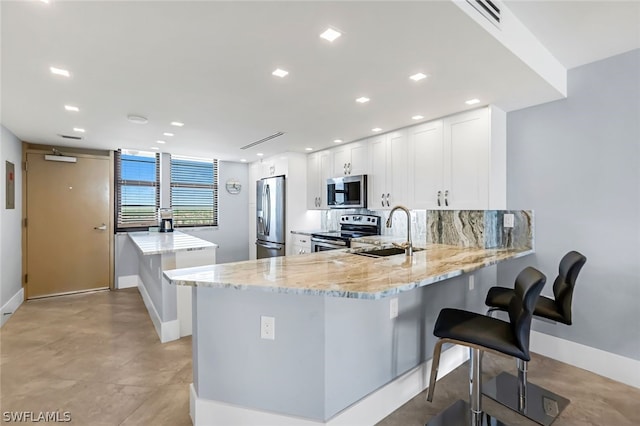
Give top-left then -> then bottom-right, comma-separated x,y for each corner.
159,208 -> 174,233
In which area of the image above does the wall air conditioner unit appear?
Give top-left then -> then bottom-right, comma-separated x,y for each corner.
44,154 -> 77,163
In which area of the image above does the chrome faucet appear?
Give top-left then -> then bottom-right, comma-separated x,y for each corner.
386,205 -> 413,257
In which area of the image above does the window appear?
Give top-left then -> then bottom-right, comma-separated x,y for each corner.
115,150 -> 160,230
170,155 -> 218,227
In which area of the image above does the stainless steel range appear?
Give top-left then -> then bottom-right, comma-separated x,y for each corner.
311,214 -> 381,252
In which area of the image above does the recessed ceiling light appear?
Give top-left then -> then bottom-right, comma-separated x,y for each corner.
171,121 -> 184,127
157,140 -> 166,144
333,139 -> 343,143
272,68 -> 289,78
163,132 -> 174,137
372,127 -> 382,132
320,28 -> 342,42
64,105 -> 79,112
356,97 -> 370,104
127,114 -> 148,124
257,153 -> 264,157
409,73 -> 427,82
465,98 -> 480,105
412,115 -> 424,120
50,67 -> 70,77
73,127 -> 85,133
240,159 -> 247,162
305,147 -> 313,151
151,147 -> 159,150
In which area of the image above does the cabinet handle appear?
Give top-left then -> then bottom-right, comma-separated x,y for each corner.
347,162 -> 351,174
386,193 -> 390,207
301,249 -> 306,254
444,190 -> 449,207
344,163 -> 347,174
437,190 -> 442,206
381,193 -> 385,207
300,239 -> 307,243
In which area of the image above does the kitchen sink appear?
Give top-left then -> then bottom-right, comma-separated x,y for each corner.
353,246 -> 424,258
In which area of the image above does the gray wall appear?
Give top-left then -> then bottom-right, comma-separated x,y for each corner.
497,49 -> 640,360
0,125 -> 23,308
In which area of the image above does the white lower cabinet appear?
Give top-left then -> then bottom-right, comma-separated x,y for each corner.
290,234 -> 312,255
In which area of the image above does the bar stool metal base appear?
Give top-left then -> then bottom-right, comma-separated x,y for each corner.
483,372 -> 570,426
425,400 -> 507,426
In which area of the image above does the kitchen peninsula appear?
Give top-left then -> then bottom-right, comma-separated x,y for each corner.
165,227 -> 533,425
128,231 -> 217,343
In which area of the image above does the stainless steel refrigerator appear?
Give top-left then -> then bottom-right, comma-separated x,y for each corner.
256,175 -> 286,258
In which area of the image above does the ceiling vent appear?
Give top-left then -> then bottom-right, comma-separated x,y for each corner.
58,134 -> 83,140
240,131 -> 285,150
467,0 -> 501,29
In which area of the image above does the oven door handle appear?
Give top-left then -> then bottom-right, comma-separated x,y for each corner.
311,237 -> 347,246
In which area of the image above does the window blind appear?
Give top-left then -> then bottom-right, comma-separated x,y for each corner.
170,155 -> 218,227
115,150 -> 160,229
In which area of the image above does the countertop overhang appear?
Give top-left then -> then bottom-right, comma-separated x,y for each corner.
164,244 -> 533,299
128,230 -> 218,255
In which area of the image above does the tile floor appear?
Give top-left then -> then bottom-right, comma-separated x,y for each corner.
1,289 -> 638,425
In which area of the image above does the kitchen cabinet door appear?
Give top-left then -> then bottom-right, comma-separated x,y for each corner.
331,141 -> 368,177
408,120 -> 444,209
443,108 -> 489,209
368,130 -> 407,210
368,134 -> 388,209
307,150 -> 331,209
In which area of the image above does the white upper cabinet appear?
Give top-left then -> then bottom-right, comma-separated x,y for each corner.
307,150 -> 331,209
443,108 -> 490,209
408,107 -> 497,209
331,141 -> 368,177
368,130 -> 408,210
408,120 -> 444,209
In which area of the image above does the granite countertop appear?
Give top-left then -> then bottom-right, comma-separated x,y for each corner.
129,231 -> 218,255
350,235 -> 413,246
164,244 -> 533,299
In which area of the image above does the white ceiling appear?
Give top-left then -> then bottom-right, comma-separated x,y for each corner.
1,1 -> 638,162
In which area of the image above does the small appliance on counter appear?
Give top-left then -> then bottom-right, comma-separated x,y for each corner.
159,208 -> 174,232
310,214 -> 381,252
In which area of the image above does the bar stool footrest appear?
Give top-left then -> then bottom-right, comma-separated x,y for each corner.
425,399 -> 507,426
482,372 -> 570,426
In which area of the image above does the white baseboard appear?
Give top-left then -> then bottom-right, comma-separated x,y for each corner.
117,274 -> 139,289
190,345 -> 469,426
136,278 -> 180,343
0,287 -> 24,327
531,331 -> 640,389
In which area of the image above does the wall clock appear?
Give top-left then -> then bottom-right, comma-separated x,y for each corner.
225,179 -> 242,194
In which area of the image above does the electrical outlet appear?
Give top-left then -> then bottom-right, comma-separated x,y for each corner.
390,298 -> 399,319
468,275 -> 475,291
503,213 -> 515,228
260,316 -> 275,340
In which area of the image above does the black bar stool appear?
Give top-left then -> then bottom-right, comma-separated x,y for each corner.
426,266 -> 546,426
482,251 -> 586,426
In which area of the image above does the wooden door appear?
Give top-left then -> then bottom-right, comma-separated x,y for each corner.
26,153 -> 111,298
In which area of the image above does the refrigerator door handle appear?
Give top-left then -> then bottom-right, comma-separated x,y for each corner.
256,241 -> 282,250
265,184 -> 271,236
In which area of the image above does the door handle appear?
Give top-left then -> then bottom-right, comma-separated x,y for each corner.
94,223 -> 107,231
437,191 -> 442,207
257,242 -> 282,250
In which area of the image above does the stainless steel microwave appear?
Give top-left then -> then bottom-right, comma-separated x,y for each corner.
327,175 -> 367,209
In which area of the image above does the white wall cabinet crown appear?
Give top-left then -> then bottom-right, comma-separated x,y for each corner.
331,141 -> 368,177
369,130 -> 408,210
